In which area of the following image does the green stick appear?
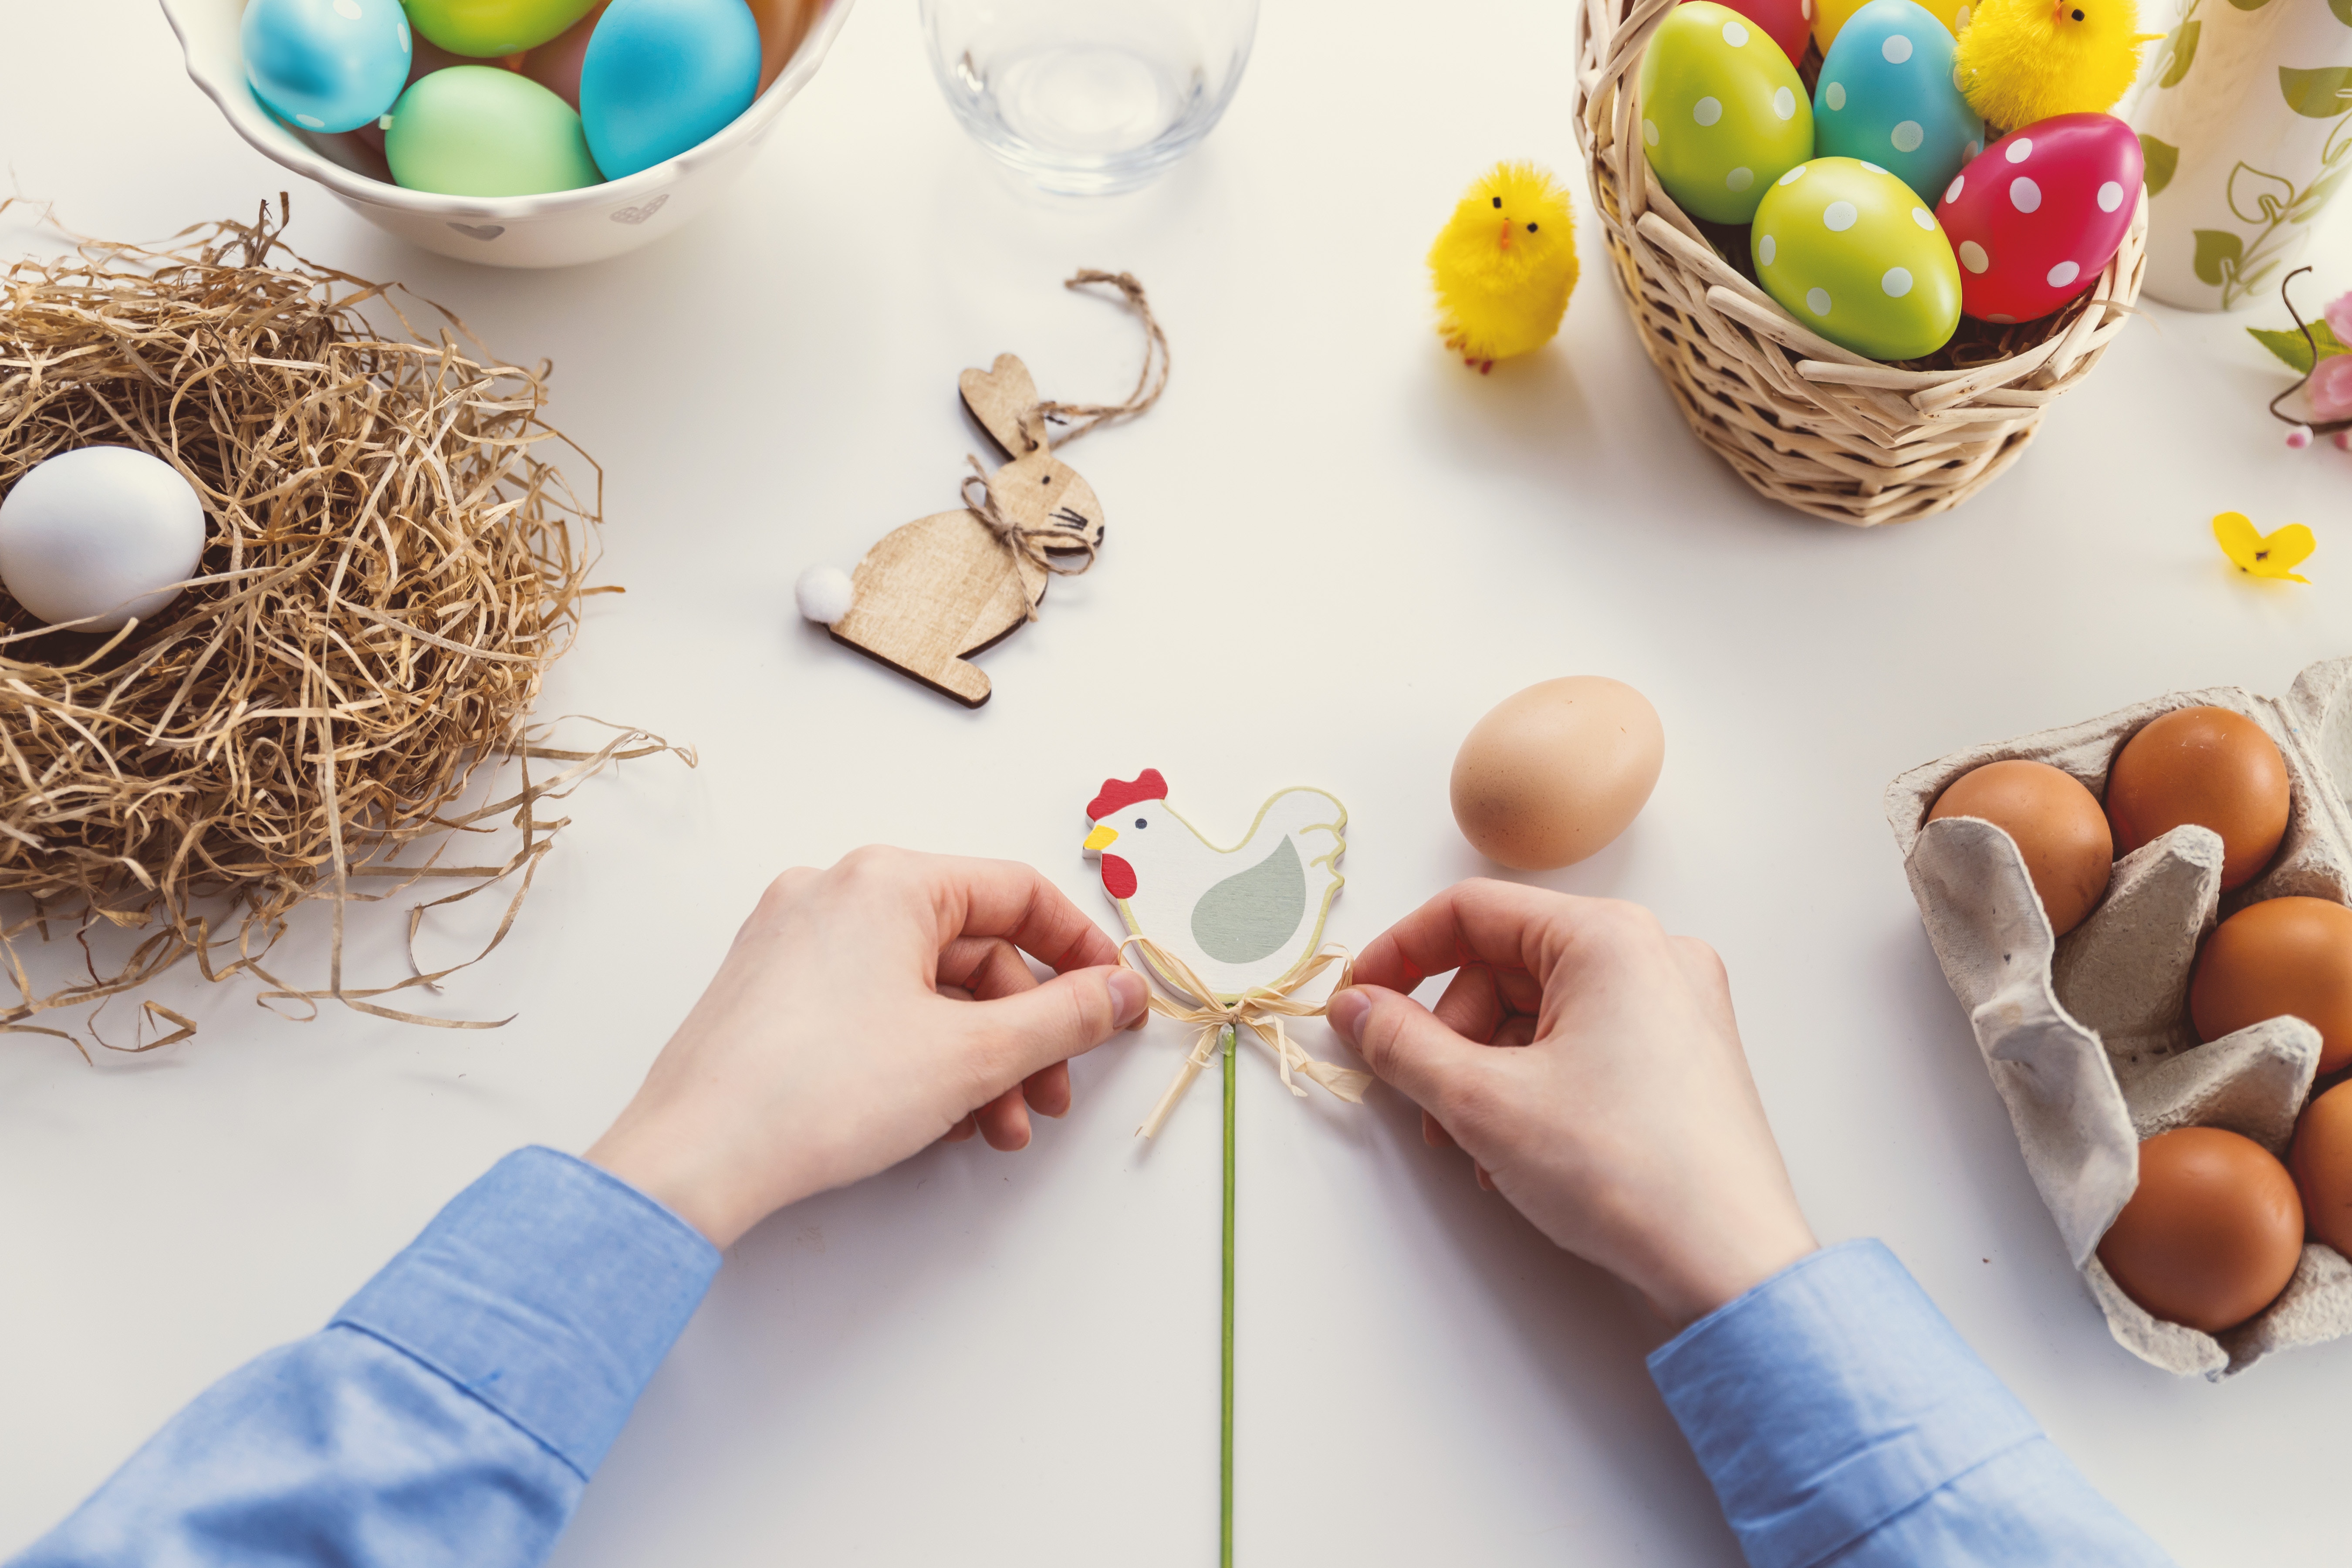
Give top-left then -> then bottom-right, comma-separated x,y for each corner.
1220,1022 -> 1237,1568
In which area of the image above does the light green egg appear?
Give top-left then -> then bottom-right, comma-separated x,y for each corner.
1750,157 -> 1961,362
383,67 -> 602,198
1637,1 -> 1813,226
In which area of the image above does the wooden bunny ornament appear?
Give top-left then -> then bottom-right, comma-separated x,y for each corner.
797,270 -> 1166,709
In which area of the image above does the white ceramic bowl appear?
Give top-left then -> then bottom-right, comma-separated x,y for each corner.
159,0 -> 856,268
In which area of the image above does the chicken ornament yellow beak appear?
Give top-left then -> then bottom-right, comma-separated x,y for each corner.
1083,823 -> 1120,854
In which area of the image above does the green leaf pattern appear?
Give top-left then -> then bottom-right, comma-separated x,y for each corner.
2159,17 -> 2202,86
2227,161 -> 2297,220
2155,16 -> 2352,304
2193,228 -> 2244,287
2281,67 -> 2352,118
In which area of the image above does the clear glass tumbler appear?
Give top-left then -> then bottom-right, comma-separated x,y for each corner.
920,0 -> 1260,196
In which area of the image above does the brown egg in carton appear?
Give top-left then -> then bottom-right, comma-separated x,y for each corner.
1886,656 -> 2352,1380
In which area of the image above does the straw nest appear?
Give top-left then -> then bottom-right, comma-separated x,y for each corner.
1572,0 -> 2146,527
0,201 -> 681,1051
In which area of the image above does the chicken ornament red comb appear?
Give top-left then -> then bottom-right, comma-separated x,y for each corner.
1079,768 -> 1369,1567
1085,769 -> 1167,821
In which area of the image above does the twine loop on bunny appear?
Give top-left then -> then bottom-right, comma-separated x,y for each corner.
1026,270 -> 1171,449
960,455 -> 1098,624
1118,936 -> 1372,1139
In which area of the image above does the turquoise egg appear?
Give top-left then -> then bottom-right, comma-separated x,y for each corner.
578,0 -> 762,180
241,0 -> 411,135
1638,1 -> 1815,226
1751,157 -> 1962,360
1812,0 -> 1983,203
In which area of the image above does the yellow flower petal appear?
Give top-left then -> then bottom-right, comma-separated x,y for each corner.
2214,510 -> 2314,583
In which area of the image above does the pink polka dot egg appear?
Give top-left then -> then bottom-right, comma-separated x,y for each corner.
1936,113 -> 2143,326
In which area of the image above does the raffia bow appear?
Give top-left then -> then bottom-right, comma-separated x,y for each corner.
961,455 -> 1097,621
1119,936 -> 1373,1139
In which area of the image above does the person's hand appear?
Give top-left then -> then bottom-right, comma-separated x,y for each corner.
1326,881 -> 1816,1328
586,848 -> 1148,1248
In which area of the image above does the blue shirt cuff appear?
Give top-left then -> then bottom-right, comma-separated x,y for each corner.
332,1147 -> 721,1481
1647,1239 -> 2042,1568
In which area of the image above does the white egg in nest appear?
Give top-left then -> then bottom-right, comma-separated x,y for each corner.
0,447 -> 208,632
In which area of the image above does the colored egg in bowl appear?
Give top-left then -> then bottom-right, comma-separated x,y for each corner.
158,0 -> 855,268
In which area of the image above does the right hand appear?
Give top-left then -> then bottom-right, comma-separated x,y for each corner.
1326,881 -> 1817,1328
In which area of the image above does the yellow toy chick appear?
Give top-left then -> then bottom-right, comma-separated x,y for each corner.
1953,0 -> 2159,132
1429,162 -> 1578,374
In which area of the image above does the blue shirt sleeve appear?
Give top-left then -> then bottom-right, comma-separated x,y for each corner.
1649,1239 -> 2174,1568
10,1147 -> 720,1568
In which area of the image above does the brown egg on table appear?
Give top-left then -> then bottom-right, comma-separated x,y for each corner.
2291,1082 -> 2352,1258
2097,1125 -> 2304,1334
2105,706 -> 2290,892
1450,677 -> 1664,871
2191,896 -> 2352,1075
1926,760 -> 2112,936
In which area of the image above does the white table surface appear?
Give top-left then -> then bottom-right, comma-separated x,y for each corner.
3,1 -> 2350,1562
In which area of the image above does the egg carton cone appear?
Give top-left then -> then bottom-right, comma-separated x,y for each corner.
1886,656 -> 2352,1379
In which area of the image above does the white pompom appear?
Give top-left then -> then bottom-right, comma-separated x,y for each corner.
794,565 -> 855,625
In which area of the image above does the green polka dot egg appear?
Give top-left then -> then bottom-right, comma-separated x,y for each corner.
1637,1 -> 1813,226
1751,157 -> 1960,361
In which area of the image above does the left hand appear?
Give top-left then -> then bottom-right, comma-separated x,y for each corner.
587,848 -> 1147,1247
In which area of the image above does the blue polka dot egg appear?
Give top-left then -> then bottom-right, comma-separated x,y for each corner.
241,0 -> 412,135
1637,0 -> 1813,226
1751,158 -> 1961,361
1812,0 -> 1982,205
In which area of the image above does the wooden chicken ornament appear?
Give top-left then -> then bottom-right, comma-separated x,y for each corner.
1085,768 -> 1370,1566
796,271 -> 1169,707
1083,769 -> 1369,1137
1085,769 -> 1348,999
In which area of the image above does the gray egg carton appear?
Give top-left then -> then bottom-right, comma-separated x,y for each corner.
1886,656 -> 2352,1379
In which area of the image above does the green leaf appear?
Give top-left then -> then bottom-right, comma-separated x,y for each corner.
2160,19 -> 2201,86
2332,0 -> 2352,28
2228,0 -> 2272,11
2193,227 -> 2244,286
2141,135 -> 2180,194
2248,327 -> 2317,371
2281,66 -> 2352,117
2246,325 -> 2347,370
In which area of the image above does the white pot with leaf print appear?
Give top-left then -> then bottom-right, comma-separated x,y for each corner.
2130,0 -> 2351,310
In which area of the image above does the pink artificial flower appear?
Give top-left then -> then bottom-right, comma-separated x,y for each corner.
2312,352 -> 2352,423
2327,290 -> 2352,347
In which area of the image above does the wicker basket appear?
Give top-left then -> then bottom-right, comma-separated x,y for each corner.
1571,0 -> 2148,526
